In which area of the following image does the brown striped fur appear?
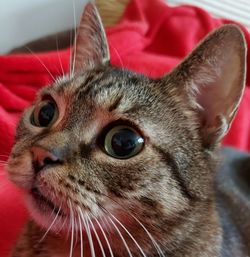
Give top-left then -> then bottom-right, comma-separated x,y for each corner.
7,3 -> 248,257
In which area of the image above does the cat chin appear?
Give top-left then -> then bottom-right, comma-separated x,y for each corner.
25,192 -> 69,233
24,192 -> 113,236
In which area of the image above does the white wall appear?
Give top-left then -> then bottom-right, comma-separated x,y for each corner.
168,0 -> 250,30
0,0 -> 87,53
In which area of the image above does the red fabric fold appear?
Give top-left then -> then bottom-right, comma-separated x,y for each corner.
0,0 -> 249,255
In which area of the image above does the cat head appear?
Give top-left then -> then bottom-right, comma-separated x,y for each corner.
7,2 -> 246,254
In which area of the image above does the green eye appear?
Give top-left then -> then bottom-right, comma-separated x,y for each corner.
104,125 -> 144,159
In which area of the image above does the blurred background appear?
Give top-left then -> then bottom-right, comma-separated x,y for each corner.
0,0 -> 249,53
0,0 -> 87,53
169,0 -> 250,29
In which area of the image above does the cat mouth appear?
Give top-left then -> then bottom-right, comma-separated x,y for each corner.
31,187 -> 64,216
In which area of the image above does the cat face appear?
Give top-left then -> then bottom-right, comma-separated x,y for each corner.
7,3 -> 246,255
7,65 -> 194,229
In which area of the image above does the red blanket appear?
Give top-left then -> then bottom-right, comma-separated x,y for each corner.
0,0 -> 249,255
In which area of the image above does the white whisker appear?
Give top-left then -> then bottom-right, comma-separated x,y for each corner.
101,195 -> 165,257
100,215 -> 112,235
92,215 -> 114,257
25,46 -> 56,82
86,213 -> 106,257
78,207 -> 96,257
57,212 -> 68,235
78,213 -> 84,257
108,216 -> 133,257
108,212 -> 147,257
56,35 -> 65,77
69,28 -> 73,79
129,213 -> 165,257
109,43 -> 125,81
69,201 -> 75,257
86,217 -> 96,257
39,206 -> 61,243
72,0 -> 77,76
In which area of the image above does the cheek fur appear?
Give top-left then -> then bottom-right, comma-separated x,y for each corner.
6,149 -> 33,190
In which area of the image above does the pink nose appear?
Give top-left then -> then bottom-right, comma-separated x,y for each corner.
31,146 -> 62,173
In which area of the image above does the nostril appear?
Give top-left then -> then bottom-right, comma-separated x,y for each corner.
42,157 -> 63,167
34,157 -> 63,174
43,157 -> 56,166
31,146 -> 64,173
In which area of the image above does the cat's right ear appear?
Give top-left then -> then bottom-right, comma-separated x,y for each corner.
163,25 -> 246,149
71,2 -> 110,73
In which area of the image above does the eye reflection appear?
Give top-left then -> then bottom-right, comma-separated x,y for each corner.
103,125 -> 144,159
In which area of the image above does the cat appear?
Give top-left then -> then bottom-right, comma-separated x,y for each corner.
6,2 -> 249,257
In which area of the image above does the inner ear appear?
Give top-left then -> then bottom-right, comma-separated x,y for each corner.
71,2 -> 110,74
166,25 -> 247,148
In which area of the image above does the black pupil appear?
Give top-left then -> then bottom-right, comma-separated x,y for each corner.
111,129 -> 141,157
38,102 -> 55,127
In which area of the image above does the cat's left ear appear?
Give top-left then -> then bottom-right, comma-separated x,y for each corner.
166,25 -> 247,148
71,2 -> 110,73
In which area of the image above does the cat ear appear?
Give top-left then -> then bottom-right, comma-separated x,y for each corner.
71,2 -> 110,73
168,25 -> 247,148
